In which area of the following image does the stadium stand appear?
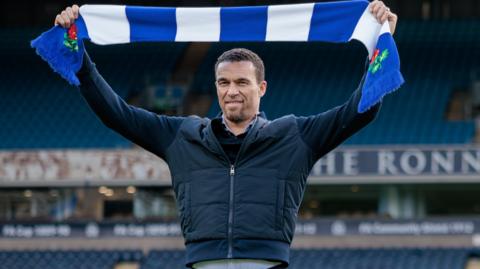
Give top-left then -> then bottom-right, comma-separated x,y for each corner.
0,249 -> 143,269
3,248 -> 464,269
0,30 -> 185,149
195,21 -> 479,144
0,247 -> 478,269
0,21 -> 478,148
139,248 -> 480,269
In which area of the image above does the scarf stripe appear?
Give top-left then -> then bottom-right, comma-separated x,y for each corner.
31,0 -> 405,112
221,6 -> 268,41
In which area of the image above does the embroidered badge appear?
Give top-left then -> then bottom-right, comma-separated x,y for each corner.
369,48 -> 389,74
63,24 -> 78,52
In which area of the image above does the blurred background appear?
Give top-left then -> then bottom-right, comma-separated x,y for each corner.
0,0 -> 479,268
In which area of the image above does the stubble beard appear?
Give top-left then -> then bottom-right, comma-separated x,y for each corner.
225,110 -> 246,124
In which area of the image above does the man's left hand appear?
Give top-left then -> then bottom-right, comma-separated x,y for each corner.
369,0 -> 398,35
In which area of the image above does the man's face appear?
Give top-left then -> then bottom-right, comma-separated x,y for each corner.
215,61 -> 266,123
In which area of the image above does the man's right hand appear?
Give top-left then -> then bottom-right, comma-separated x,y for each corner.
54,5 -> 79,28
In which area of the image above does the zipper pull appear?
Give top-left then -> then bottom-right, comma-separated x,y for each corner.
230,165 -> 235,176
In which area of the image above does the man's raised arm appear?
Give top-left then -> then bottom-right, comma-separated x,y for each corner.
296,1 -> 397,159
55,5 -> 184,158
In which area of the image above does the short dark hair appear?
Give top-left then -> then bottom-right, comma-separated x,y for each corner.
214,48 -> 265,83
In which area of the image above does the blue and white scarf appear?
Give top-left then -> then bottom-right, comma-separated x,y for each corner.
31,0 -> 404,112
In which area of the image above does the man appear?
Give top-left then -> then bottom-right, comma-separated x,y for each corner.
55,1 -> 397,268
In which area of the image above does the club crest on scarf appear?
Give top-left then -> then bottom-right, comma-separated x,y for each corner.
63,24 -> 79,52
368,48 -> 389,74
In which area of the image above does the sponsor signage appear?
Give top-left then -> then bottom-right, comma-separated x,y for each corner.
310,146 -> 480,183
1,219 -> 479,238
0,146 -> 479,186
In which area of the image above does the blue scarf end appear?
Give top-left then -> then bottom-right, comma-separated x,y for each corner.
358,69 -> 404,113
357,32 -> 404,113
31,26 -> 84,86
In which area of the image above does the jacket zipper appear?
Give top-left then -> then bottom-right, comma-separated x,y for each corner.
206,118 -> 261,259
227,164 -> 235,258
225,122 -> 259,258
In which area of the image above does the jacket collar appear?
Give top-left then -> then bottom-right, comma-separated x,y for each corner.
221,113 -> 259,136
214,111 -> 267,120
204,112 -> 269,163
